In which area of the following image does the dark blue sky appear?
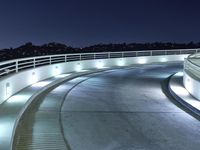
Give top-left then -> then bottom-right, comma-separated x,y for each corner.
0,0 -> 200,48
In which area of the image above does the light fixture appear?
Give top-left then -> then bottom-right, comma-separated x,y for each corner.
160,57 -> 167,62
55,66 -> 61,75
117,59 -> 125,66
6,82 -> 11,98
31,72 -> 38,83
75,63 -> 82,72
138,58 -> 146,64
96,61 -> 104,69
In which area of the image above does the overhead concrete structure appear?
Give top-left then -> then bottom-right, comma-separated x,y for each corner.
0,49 -> 200,150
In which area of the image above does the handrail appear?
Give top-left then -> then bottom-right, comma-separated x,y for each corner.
0,48 -> 199,78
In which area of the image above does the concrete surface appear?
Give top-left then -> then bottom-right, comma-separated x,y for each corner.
14,62 -> 200,150
0,69 -> 108,150
61,63 -> 200,150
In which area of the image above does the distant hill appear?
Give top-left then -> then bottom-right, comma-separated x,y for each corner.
0,42 -> 199,62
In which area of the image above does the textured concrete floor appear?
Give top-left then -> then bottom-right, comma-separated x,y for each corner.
15,63 -> 200,150
61,63 -> 200,150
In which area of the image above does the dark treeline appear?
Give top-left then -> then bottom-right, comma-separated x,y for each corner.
0,42 -> 200,62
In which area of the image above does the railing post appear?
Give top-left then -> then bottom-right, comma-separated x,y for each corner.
80,54 -> 82,61
49,56 -> 52,65
122,52 -> 124,58
65,55 -> 67,62
16,61 -> 18,73
33,58 -> 36,68
108,52 -> 110,59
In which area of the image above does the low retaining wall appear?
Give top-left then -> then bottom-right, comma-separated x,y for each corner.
183,70 -> 200,100
0,55 -> 188,104
183,53 -> 200,100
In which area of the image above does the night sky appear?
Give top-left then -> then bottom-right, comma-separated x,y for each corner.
0,0 -> 200,48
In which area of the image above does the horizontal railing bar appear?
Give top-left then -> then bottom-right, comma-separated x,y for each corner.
35,60 -> 49,63
18,61 -> 34,66
35,62 -> 49,67
0,65 -> 16,71
18,64 -> 34,70
51,60 -> 65,63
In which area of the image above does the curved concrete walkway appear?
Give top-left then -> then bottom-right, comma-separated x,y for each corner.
14,71 -> 108,150
0,68 -> 110,150
14,62 -> 200,150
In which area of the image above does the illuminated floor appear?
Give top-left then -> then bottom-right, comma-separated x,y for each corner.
169,72 -> 200,116
14,62 -> 200,150
0,69 -> 107,150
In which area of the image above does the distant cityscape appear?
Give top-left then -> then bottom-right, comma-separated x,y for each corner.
0,42 -> 199,62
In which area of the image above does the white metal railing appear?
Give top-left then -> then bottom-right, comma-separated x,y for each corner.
0,48 -> 199,78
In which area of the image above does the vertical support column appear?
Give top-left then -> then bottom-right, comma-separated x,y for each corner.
65,55 -> 67,62
49,56 -> 52,65
16,61 -> 18,73
33,58 -> 36,68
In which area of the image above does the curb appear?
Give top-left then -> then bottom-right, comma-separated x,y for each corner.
168,72 -> 200,117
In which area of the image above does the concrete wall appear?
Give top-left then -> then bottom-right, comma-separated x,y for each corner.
0,55 -> 188,104
183,70 -> 200,100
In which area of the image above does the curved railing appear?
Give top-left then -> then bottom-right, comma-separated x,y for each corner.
0,48 -> 199,78
0,48 -> 197,150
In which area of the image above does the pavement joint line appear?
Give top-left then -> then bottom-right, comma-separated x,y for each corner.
60,110 -> 184,114
58,69 -> 121,150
